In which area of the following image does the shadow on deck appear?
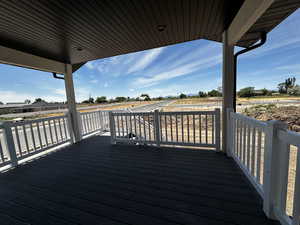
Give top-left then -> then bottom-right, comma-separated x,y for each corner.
0,135 -> 279,225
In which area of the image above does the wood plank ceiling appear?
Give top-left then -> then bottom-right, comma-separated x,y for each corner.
0,0 -> 299,66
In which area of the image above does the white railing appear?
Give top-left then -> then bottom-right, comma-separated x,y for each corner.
0,110 -> 110,170
80,110 -> 109,136
0,115 -> 71,168
228,109 -> 300,225
227,109 -> 267,196
0,126 -> 12,167
273,130 -> 300,225
109,109 -> 221,150
110,111 -> 156,144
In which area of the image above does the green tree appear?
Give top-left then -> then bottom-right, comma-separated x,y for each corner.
238,87 -> 255,97
285,77 -> 296,90
198,91 -> 207,97
88,97 -> 94,103
82,97 -> 94,104
141,94 -> 151,101
24,99 -> 31,104
179,93 -> 187,99
115,96 -> 127,102
95,96 -> 107,103
261,88 -> 271,96
207,89 -> 222,97
278,77 -> 296,94
278,82 -> 286,94
287,85 -> 300,96
33,98 -> 47,104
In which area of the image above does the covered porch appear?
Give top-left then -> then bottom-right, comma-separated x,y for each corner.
0,135 -> 275,225
0,0 -> 300,225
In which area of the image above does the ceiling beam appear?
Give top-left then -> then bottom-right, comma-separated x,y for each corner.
227,0 -> 274,46
0,45 -> 66,74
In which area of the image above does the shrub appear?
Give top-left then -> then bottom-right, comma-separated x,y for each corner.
179,93 -> 187,99
238,87 -> 255,97
198,91 -> 207,97
207,89 -> 222,97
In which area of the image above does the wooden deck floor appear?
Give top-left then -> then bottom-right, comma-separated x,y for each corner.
0,135 -> 279,225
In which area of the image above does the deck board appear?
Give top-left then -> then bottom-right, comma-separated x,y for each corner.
0,135 -> 280,225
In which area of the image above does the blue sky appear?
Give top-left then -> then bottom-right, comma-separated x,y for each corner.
0,9 -> 300,103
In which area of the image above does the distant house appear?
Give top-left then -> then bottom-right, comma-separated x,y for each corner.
253,90 -> 264,96
32,100 -> 48,106
6,102 -> 27,105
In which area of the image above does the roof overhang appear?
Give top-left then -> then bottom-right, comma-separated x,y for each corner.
0,0 -> 299,73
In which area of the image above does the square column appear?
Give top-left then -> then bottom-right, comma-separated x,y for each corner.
64,64 -> 82,143
222,31 -> 235,154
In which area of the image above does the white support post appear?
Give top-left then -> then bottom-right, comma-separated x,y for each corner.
2,122 -> 18,167
226,108 -> 234,157
215,108 -> 221,152
263,120 -> 288,219
222,31 -> 235,155
64,64 -> 82,143
154,110 -> 161,147
109,111 -> 116,144
65,112 -> 74,144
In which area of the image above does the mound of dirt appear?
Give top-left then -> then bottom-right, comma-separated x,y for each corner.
243,105 -> 300,132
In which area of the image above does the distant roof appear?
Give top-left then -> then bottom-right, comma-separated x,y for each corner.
0,104 -> 28,108
0,0 -> 299,67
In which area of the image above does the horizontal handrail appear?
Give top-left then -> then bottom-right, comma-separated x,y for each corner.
228,108 -> 300,225
0,109 -> 110,170
230,112 -> 267,128
0,114 -> 71,169
159,110 -> 217,115
80,109 -> 110,115
110,109 -> 221,151
112,112 -> 153,116
4,115 -> 67,126
278,129 -> 300,147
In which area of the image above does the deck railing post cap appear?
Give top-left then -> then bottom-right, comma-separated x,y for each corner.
266,120 -> 287,128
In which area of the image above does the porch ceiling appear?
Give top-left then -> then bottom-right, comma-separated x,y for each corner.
0,0 -> 299,67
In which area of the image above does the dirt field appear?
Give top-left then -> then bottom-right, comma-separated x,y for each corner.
172,96 -> 300,105
165,98 -> 299,216
78,101 -> 155,112
172,97 -> 222,105
1,101 -> 156,120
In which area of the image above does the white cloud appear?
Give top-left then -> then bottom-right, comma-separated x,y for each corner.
135,54 -> 221,87
75,87 -> 92,102
0,90 -> 66,103
104,82 -> 109,87
127,47 -> 165,74
97,63 -> 107,73
109,56 -> 121,64
244,37 -> 300,58
276,63 -> 300,72
90,79 -> 98,84
53,88 -> 65,95
85,61 -> 95,69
